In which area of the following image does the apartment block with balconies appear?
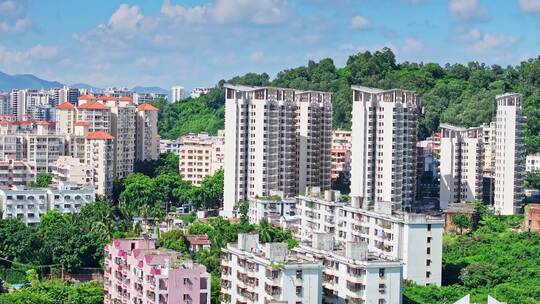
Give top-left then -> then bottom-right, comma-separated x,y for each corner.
439,124 -> 484,209
223,84 -> 332,217
494,93 -> 525,215
350,86 -> 420,211
104,238 -> 211,304
220,233 -> 323,304
296,188 -> 346,241
293,233 -> 403,304
178,132 -> 224,186
136,104 -> 160,162
0,156 -> 35,187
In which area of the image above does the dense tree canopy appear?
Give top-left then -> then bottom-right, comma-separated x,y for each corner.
156,48 -> 540,153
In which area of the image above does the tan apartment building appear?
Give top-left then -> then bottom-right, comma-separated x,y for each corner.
331,130 -> 352,181
136,103 -> 160,161
178,132 -> 224,186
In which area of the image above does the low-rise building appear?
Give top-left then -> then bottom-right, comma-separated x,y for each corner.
0,156 -> 35,187
159,139 -> 181,155
293,233 -> 403,304
186,234 -> 211,252
51,156 -> 93,186
179,132 -> 224,186
443,203 -> 478,234
220,233 -> 323,304
0,183 -> 95,227
248,193 -> 297,225
524,203 -> 540,233
526,152 -> 540,173
296,188 -> 346,241
104,238 -> 211,304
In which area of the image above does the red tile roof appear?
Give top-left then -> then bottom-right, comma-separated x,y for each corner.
78,101 -> 109,110
119,96 -> 133,102
186,234 -> 211,245
86,131 -> 114,140
56,102 -> 76,110
137,103 -> 159,111
97,95 -> 118,101
78,94 -> 95,100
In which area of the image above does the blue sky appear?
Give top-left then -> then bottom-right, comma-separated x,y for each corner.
0,0 -> 539,90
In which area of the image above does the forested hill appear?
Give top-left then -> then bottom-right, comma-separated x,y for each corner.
154,47 -> 540,153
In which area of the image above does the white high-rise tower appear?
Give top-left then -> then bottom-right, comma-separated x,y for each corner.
171,86 -> 183,102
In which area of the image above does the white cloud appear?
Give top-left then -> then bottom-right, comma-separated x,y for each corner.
161,0 -> 208,24
0,0 -> 32,33
249,51 -> 264,63
351,15 -> 370,29
449,0 -> 488,20
108,4 -> 144,32
136,57 -> 160,67
460,27 -> 481,41
518,0 -> 540,12
402,38 -> 424,53
29,44 -> 59,60
458,28 -> 516,54
211,0 -> 292,24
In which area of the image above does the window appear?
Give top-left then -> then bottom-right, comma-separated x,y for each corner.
296,270 -> 303,279
296,286 -> 302,296
427,224 -> 432,231
379,268 -> 385,278
427,237 -> 432,243
427,247 -> 431,255
426,259 -> 431,266
426,271 -> 431,278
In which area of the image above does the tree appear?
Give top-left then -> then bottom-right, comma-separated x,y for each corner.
257,218 -> 274,243
157,230 -> 188,253
452,214 -> 472,234
0,219 -> 41,263
32,173 -> 53,188
119,173 -> 162,217
525,170 -> 540,191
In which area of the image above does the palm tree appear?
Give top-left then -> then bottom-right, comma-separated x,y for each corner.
257,218 -> 273,243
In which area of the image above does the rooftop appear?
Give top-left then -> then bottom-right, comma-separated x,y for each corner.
78,101 -> 109,110
137,103 -> 159,111
56,102 -> 76,110
86,131 -> 114,140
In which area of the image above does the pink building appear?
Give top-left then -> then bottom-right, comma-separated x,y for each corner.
104,238 -> 211,304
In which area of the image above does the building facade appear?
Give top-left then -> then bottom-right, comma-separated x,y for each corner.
526,152 -> 540,172
439,124 -> 484,209
331,130 -> 352,181
494,93 -> 525,215
136,104 -> 160,161
171,86 -> 184,102
350,86 -> 420,210
223,84 -> 332,217
159,139 -> 181,155
220,233 -> 323,304
0,156 -> 35,187
104,238 -> 211,304
178,132 -> 224,186
85,131 -> 115,197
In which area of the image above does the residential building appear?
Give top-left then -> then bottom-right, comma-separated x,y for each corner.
248,194 -> 297,225
190,87 -> 211,99
494,93 -> 525,215
51,156 -> 93,186
76,98 -> 111,133
133,92 -> 167,104
0,156 -> 35,187
171,86 -> 184,102
526,152 -> 540,172
0,92 -> 8,115
296,190 -> 444,286
443,203 -> 478,234
350,86 -> 420,211
223,84 -> 332,217
296,188 -> 346,241
293,233 -> 403,304
178,132 -> 224,186
482,122 -> 497,173
186,234 -> 211,252
103,87 -> 132,98
104,238 -> 211,304
439,124 -> 484,209
524,203 -> 540,233
55,102 -> 77,134
336,200 -> 443,286
159,139 -> 181,155
416,140 -> 440,203
220,233 -> 323,304
136,103 -> 160,161
0,183 -> 95,227
85,131 -> 115,197
26,132 -> 65,172
331,130 -> 352,181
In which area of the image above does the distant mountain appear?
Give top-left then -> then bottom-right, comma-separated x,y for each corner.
132,86 -> 169,95
0,71 -> 63,91
70,83 -> 103,93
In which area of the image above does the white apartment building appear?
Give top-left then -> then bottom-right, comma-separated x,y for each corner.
76,99 -> 111,133
26,133 -> 65,172
0,183 -> 95,227
132,92 -> 167,104
223,84 -> 332,217
85,131 -> 115,197
159,139 -> 181,155
171,86 -> 183,102
494,93 -> 525,215
337,200 -> 443,286
482,122 -> 496,173
136,103 -> 160,161
55,102 -> 77,134
350,86 -> 420,210
331,130 -> 352,181
0,134 -> 25,159
296,189 -> 346,241
220,233 -> 323,304
178,132 -> 224,186
0,92 -> 8,115
294,233 -> 403,304
0,156 -> 35,187
439,124 -> 484,209
296,191 -> 443,286
103,87 -> 132,98
51,156 -> 93,186
526,152 -> 540,173
248,195 -> 296,225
